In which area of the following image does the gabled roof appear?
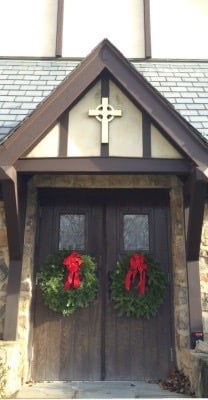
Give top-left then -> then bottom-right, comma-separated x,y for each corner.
0,60 -> 79,141
0,39 -> 207,178
1,56 -> 208,144
137,62 -> 208,143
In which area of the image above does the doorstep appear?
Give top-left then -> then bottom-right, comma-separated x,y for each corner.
12,380 -> 191,399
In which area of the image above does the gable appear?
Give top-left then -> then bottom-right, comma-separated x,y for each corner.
0,40 -> 207,179
24,78 -> 182,161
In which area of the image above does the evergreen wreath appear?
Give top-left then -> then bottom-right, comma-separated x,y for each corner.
37,250 -> 98,316
111,252 -> 166,318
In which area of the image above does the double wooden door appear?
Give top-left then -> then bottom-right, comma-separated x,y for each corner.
32,189 -> 173,381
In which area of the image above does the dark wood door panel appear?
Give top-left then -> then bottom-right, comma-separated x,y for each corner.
59,303 -> 101,380
104,200 -> 172,380
32,188 -> 172,381
32,295 -> 62,381
32,202 -> 103,381
33,295 -> 101,380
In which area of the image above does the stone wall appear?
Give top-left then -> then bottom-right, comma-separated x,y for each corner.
169,182 -> 190,367
200,202 -> 208,340
0,201 -> 9,339
0,341 -> 25,398
180,349 -> 208,397
182,200 -> 208,396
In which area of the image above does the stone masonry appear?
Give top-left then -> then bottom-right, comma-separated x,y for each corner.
0,200 -> 9,338
200,203 -> 208,340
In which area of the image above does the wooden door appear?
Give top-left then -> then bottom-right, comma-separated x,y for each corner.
32,189 -> 173,381
104,191 -> 172,380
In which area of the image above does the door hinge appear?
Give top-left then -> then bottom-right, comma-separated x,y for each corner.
170,347 -> 174,362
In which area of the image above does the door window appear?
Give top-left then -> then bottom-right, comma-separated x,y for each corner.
59,213 -> 85,250
123,213 -> 149,251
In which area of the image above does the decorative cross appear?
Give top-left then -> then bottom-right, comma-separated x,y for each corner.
88,97 -> 122,143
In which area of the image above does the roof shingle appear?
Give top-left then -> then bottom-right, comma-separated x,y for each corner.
0,59 -> 208,143
135,62 -> 208,141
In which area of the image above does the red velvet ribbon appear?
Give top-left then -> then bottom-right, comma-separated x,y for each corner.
63,252 -> 83,290
125,253 -> 148,295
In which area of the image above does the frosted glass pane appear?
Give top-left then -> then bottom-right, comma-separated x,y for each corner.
59,214 -> 85,251
123,214 -> 149,251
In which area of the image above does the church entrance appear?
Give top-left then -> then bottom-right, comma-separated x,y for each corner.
31,188 -> 173,381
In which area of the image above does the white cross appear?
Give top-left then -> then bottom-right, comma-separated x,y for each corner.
88,97 -> 122,143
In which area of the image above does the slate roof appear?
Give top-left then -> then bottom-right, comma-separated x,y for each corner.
0,59 -> 208,144
136,62 -> 208,143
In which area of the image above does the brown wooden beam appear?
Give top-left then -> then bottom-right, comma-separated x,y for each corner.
0,169 -> 9,180
2,176 -> 22,340
1,173 -> 27,340
185,169 -> 207,261
59,110 -> 69,157
0,165 -> 17,180
144,0 -> 152,58
56,0 -> 64,57
142,113 -> 151,157
15,157 -> 191,174
17,175 -> 28,244
2,178 -> 22,260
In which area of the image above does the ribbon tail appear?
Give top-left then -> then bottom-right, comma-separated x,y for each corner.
73,271 -> 80,288
64,273 -> 73,290
139,270 -> 146,295
125,271 -> 132,290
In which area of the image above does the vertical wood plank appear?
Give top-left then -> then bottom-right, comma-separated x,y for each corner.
60,312 -> 77,380
129,317 -> 145,379
33,293 -> 61,380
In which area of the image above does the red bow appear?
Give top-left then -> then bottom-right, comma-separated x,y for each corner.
63,252 -> 83,290
125,253 -> 148,295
